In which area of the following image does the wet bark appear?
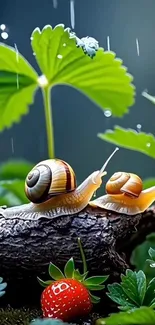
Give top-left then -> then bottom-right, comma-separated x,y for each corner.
0,205 -> 155,310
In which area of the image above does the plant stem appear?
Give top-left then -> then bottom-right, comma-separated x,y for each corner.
78,237 -> 87,274
42,86 -> 55,158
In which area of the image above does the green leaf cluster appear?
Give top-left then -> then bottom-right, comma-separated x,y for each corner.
107,268 -> 155,311
37,238 -> 108,304
0,23 -> 135,159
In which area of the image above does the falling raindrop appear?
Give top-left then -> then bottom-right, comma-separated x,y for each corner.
136,124 -> 142,132
70,0 -> 75,29
104,109 -> 112,118
136,38 -> 140,56
14,43 -> 19,89
107,36 -> 110,51
1,32 -> 8,39
57,54 -> 63,59
11,137 -> 14,154
0,24 -> 6,31
146,142 -> 151,147
52,0 -> 58,8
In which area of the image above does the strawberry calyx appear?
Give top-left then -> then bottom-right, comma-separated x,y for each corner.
37,238 -> 109,304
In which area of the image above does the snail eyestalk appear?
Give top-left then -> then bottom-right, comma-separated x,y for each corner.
99,147 -> 119,177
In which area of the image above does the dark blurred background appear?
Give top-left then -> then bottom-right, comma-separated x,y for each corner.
0,0 -> 155,189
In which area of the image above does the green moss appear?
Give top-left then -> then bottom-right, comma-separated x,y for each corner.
0,305 -> 42,325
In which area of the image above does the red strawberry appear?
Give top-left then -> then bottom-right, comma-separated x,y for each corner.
38,238 -> 108,322
41,278 -> 92,321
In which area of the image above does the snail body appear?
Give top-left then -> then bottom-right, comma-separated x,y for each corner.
89,172 -> 155,215
0,148 -> 119,221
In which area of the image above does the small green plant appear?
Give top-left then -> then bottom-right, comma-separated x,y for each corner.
96,247 -> 155,325
0,23 -> 135,159
107,269 -> 155,311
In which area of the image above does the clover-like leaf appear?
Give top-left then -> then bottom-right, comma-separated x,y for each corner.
48,262 -> 65,280
98,126 -> 155,159
64,257 -> 75,278
97,307 -> 155,325
0,43 -> 38,131
31,24 -> 135,117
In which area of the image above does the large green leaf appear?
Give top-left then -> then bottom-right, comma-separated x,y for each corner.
0,159 -> 33,180
143,178 -> 155,189
0,43 -> 38,130
98,126 -> 155,158
97,307 -> 155,325
31,24 -> 135,117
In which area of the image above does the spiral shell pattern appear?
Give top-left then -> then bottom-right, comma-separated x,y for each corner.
106,172 -> 143,197
25,159 -> 76,203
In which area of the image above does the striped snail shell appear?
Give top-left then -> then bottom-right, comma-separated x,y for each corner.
105,172 -> 143,198
25,159 -> 76,204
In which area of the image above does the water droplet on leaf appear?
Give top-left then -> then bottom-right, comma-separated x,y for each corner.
57,54 -> 63,59
1,32 -> 8,39
0,24 -> 6,31
136,124 -> 142,132
146,142 -> 151,147
104,110 -> 112,118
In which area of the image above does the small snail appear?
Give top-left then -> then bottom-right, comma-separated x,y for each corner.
89,172 -> 155,215
0,148 -> 119,221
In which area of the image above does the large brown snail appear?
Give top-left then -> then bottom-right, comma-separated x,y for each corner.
89,171 -> 155,215
0,148 -> 118,221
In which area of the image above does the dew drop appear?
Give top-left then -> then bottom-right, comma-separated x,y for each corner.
104,109 -> 112,118
0,24 -> 6,31
57,54 -> 63,59
136,124 -> 142,132
146,142 -> 151,147
33,52 -> 36,56
1,32 -> 8,39
63,43 -> 66,47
